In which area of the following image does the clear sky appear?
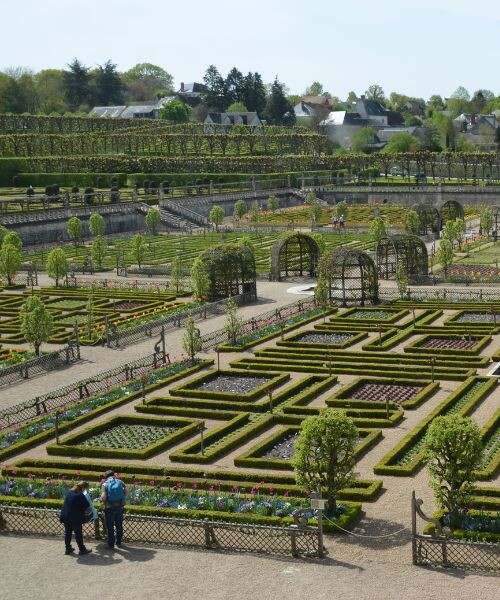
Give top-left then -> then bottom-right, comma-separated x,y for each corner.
2,0 -> 499,100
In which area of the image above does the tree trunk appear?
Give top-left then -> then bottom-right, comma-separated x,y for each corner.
35,343 -> 40,356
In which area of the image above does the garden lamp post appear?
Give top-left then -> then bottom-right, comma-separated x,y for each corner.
378,323 -> 382,346
216,347 -> 220,371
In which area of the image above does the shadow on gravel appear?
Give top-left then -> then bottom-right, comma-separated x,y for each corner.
331,517 -> 411,550
76,543 -> 157,565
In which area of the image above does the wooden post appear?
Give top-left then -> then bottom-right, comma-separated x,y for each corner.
55,410 -> 60,444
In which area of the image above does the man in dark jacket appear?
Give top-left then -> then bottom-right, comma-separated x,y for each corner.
59,482 -> 92,556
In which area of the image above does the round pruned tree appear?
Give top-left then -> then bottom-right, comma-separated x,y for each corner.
20,296 -> 53,355
67,216 -> 83,247
46,248 -> 68,287
335,201 -> 348,220
145,207 -> 161,234
0,225 -> 10,247
0,242 -> 21,286
88,213 -> 106,237
424,414 -> 483,527
131,233 -> 146,268
91,236 -> 106,269
209,205 -> 225,231
267,195 -> 279,212
293,409 -> 358,515
233,199 -> 247,222
2,231 -> 22,251
453,218 -> 465,250
479,208 -> 493,236
396,262 -> 409,299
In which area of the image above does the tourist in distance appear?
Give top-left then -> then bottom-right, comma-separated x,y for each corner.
101,469 -> 127,549
59,481 -> 93,556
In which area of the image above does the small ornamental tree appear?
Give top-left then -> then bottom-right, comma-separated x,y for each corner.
453,218 -> 465,249
209,205 -> 225,231
145,207 -> 161,234
396,262 -> 409,299
0,243 -> 21,286
267,195 -> 279,212
336,201 -> 348,220
20,297 -> 53,355
233,199 -> 247,221
91,236 -> 106,269
311,233 -> 326,255
441,220 -> 456,247
314,274 -> 328,306
479,207 -> 493,236
248,201 -> 259,223
309,199 -> 322,229
369,216 -> 387,242
293,409 -> 358,515
424,414 -> 483,526
67,216 -> 83,247
0,225 -> 9,246
85,293 -> 95,341
224,297 -> 244,345
171,254 -> 184,293
405,210 -> 421,235
438,238 -> 453,276
46,248 -> 68,287
305,191 -> 317,205
190,257 -> 210,300
131,234 -> 146,268
2,231 -> 22,251
160,99 -> 192,123
182,316 -> 202,362
88,213 -> 106,237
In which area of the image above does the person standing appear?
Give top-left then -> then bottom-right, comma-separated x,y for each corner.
101,469 -> 127,549
59,482 -> 92,556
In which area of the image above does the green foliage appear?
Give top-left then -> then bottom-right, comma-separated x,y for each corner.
404,210 -> 421,235
66,216 -> 83,246
369,216 -> 387,241
131,234 -> 146,268
2,231 -> 22,251
263,79 -> 295,126
314,275 -> 328,306
170,254 -> 184,293
453,218 -> 465,249
479,208 -> 493,236
145,207 -> 161,234
311,233 -> 326,255
351,127 -> 377,153
209,205 -> 225,230
0,225 -> 9,247
0,242 -> 21,285
293,409 -> 358,514
85,294 -> 95,341
437,239 -> 453,276
267,195 -> 279,212
91,236 -> 106,268
46,248 -> 68,286
227,102 -> 248,113
396,262 -> 409,299
383,132 -> 421,153
441,219 -> 456,245
305,191 -> 317,204
160,99 -> 192,123
182,317 -> 202,362
233,199 -> 247,221
309,199 -> 322,227
224,297 -> 244,345
424,414 -> 483,522
190,257 -> 210,300
335,201 -> 348,219
20,296 -> 53,355
88,213 -> 105,237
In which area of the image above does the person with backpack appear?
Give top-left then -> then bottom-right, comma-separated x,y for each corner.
59,482 -> 92,556
100,469 -> 127,549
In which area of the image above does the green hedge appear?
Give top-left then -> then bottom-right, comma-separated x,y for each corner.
277,330 -> 367,351
0,359 -> 212,462
169,369 -> 290,402
14,172 -> 128,187
404,333 -> 492,356
46,415 -> 201,460
373,376 -> 498,476
326,377 -> 439,410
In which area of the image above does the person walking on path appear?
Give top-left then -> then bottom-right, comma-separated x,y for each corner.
101,469 -> 127,549
59,482 -> 93,556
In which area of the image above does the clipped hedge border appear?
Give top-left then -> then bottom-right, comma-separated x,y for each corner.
404,333 -> 492,356
475,410 -> 500,480
422,508 -> 500,543
46,415 -> 201,460
276,330 -> 367,351
218,307 -> 337,352
330,307 -> 409,324
326,377 -> 439,410
2,460 -> 383,502
373,376 -> 499,476
169,369 -> 290,402
0,359 -> 212,462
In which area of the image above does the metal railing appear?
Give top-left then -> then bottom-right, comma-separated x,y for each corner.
0,342 -> 80,389
0,504 -> 322,558
0,350 -> 166,430
411,492 -> 500,572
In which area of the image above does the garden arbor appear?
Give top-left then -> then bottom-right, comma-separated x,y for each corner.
318,248 -> 379,306
269,232 -> 320,281
440,200 -> 464,224
410,203 -> 441,235
198,243 -> 257,302
376,234 -> 428,282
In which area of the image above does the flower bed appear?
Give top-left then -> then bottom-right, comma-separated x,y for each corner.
404,333 -> 491,356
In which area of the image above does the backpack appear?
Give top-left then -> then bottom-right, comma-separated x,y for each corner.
106,478 -> 124,503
